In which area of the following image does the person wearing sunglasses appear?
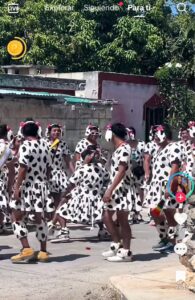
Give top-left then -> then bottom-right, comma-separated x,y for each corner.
74,124 -> 109,240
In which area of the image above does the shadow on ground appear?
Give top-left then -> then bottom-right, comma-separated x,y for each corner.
0,253 -> 19,260
49,254 -> 90,263
133,252 -> 169,261
0,245 -> 12,250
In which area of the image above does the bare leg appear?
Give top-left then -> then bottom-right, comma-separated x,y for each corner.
12,209 -> 31,248
103,210 -> 120,243
34,213 -> 47,252
0,211 -> 4,229
150,209 -> 169,241
53,214 -> 66,228
117,211 -> 132,249
51,192 -> 67,228
164,208 -> 177,244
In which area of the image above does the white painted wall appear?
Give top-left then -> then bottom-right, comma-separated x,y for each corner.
38,71 -> 159,140
101,81 -> 158,140
39,72 -> 100,99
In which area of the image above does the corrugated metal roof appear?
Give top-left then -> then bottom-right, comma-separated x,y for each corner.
0,88 -> 117,105
0,89 -> 65,97
64,96 -> 97,104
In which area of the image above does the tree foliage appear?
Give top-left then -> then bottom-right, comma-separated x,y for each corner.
0,0 -> 194,78
155,63 -> 195,128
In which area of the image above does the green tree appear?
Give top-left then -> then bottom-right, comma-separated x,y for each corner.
0,0 -> 194,84
155,63 -> 195,128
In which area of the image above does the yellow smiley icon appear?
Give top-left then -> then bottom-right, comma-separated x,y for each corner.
7,37 -> 27,59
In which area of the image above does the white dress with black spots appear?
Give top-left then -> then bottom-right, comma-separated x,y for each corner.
0,140 -> 12,212
131,140 -> 145,186
143,142 -> 182,209
14,139 -> 54,213
58,163 -> 110,223
75,138 -> 93,154
183,141 -> 195,178
104,143 -> 141,212
48,139 -> 71,193
144,141 -> 159,169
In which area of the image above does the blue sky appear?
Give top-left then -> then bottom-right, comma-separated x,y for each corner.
164,0 -> 195,15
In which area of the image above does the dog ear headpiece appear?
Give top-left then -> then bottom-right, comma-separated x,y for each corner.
126,128 -> 135,141
105,124 -> 113,142
18,121 -> 41,139
153,125 -> 167,143
7,126 -> 14,142
188,121 -> 195,138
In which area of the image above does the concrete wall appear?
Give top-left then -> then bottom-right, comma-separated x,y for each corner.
40,72 -> 99,99
101,81 -> 158,140
0,74 -> 85,91
0,97 -> 112,151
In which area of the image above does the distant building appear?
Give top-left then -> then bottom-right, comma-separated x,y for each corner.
40,71 -> 165,140
0,72 -> 114,150
0,66 -> 166,141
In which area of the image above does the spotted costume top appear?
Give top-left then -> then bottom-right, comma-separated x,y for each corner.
144,142 -> 182,209
130,140 -> 145,185
0,139 -> 12,211
47,139 -> 71,193
18,138 -> 54,212
144,141 -> 159,169
75,138 -> 104,169
105,143 -> 141,212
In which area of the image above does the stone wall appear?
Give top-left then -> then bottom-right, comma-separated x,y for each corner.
0,96 -> 113,151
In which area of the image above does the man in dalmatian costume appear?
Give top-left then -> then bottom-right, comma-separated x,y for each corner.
144,126 -> 160,182
143,124 -> 183,253
74,124 -> 104,169
11,120 -> 54,263
102,123 -> 141,262
143,126 -> 160,225
0,124 -> 14,234
74,124 -> 110,240
126,126 -> 145,223
54,145 -> 110,239
45,123 -> 74,242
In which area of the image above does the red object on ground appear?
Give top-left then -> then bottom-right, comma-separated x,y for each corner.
175,192 -> 186,203
85,247 -> 91,250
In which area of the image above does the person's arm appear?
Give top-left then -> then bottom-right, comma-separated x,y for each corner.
59,182 -> 75,206
63,154 -> 75,173
103,163 -> 127,203
6,160 -> 15,197
143,153 -> 151,182
75,152 -> 81,162
165,162 -> 180,198
14,164 -> 27,200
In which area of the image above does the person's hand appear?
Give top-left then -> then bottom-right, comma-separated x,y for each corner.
144,174 -> 150,184
14,188 -> 21,201
83,153 -> 95,164
103,188 -> 113,203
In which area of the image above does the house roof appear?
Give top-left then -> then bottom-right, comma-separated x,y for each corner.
1,65 -> 56,70
0,88 -> 117,105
